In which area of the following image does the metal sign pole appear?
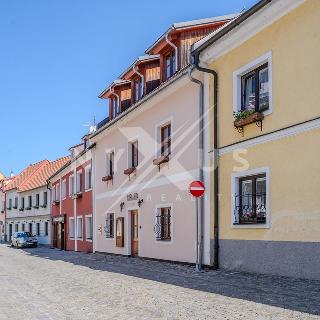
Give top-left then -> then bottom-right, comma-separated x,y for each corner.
195,197 -> 201,272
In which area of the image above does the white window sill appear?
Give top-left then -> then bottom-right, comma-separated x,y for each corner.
231,224 -> 270,229
77,237 -> 83,241
85,188 -> 92,192
86,238 -> 93,242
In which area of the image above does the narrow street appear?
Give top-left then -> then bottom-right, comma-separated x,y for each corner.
0,244 -> 319,320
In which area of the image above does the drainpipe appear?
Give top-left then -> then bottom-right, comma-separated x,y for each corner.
191,51 -> 219,270
188,68 -> 204,272
133,62 -> 144,98
46,181 -> 53,248
165,32 -> 178,73
110,86 -> 120,115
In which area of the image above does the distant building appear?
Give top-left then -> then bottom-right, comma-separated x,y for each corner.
48,136 -> 93,253
3,158 -> 69,244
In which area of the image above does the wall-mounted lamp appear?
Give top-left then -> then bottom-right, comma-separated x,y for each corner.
120,202 -> 125,212
138,199 -> 144,207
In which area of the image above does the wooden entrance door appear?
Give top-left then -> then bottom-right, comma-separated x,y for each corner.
131,210 -> 139,256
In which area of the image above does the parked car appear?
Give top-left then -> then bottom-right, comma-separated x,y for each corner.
11,232 -> 38,248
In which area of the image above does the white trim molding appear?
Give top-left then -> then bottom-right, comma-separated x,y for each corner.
233,51 -> 273,116
219,117 -> 320,156
231,167 -> 270,229
198,0 -> 305,64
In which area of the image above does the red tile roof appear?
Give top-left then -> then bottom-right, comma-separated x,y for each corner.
3,157 -> 70,192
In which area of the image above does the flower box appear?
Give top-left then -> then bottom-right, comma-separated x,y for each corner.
19,208 -> 24,212
40,204 -> 47,208
33,205 -> 39,209
13,206 -> 18,209
234,111 -> 264,129
71,192 -> 82,199
102,175 -> 113,182
124,167 -> 136,176
153,155 -> 169,166
53,200 -> 60,206
25,207 -> 32,211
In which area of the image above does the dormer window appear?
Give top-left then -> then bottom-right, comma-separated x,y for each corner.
165,51 -> 176,80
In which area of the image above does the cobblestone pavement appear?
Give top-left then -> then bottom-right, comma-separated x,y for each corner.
0,244 -> 319,320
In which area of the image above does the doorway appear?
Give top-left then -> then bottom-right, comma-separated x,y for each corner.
130,210 -> 139,257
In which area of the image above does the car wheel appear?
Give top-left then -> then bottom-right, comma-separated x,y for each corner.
10,242 -> 14,247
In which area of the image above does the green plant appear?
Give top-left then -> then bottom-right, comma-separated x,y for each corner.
233,109 -> 256,121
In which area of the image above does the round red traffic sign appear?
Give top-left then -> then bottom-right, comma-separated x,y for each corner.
189,180 -> 205,197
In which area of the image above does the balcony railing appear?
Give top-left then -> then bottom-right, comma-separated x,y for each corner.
233,193 -> 266,224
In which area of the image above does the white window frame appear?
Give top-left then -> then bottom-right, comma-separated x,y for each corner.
69,175 -> 75,196
85,165 -> 92,191
154,203 -> 173,244
85,214 -> 93,241
77,216 -> 83,240
155,117 -> 173,158
231,167 -> 270,229
233,51 -> 273,116
76,170 -> 82,194
69,217 -> 75,239
61,179 -> 67,200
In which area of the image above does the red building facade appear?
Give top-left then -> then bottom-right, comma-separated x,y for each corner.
49,142 -> 93,253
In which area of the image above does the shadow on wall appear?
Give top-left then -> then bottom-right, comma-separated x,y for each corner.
19,246 -> 320,316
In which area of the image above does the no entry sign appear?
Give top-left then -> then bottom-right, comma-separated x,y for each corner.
189,180 -> 205,197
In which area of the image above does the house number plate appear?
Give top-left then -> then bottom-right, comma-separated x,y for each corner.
127,193 -> 138,201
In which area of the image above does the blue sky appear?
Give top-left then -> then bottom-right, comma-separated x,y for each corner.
0,0 -> 257,176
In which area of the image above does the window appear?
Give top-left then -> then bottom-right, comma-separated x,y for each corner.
15,224 -> 18,232
129,141 -> 138,168
116,217 -> 124,247
155,207 -> 171,241
56,183 -> 60,201
232,168 -> 269,227
36,223 -> 40,236
22,224 -> 25,232
35,194 -> 40,207
106,152 -> 114,177
241,63 -> 269,112
234,52 -> 272,115
62,179 -> 66,199
28,196 -> 32,208
8,198 -> 12,210
29,223 -> 33,234
76,171 -> 82,194
85,216 -> 93,240
104,213 -> 114,238
45,222 -> 49,236
20,197 -> 25,209
85,166 -> 92,191
52,187 -> 56,202
165,51 -> 176,80
43,192 -> 47,206
69,175 -> 75,196
14,197 -> 18,209
77,216 -> 83,239
160,124 -> 171,157
234,174 -> 266,225
69,218 -> 75,239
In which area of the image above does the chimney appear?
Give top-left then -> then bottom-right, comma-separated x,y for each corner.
10,171 -> 14,178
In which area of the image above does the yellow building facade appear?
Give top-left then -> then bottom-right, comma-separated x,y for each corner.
193,0 -> 320,279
